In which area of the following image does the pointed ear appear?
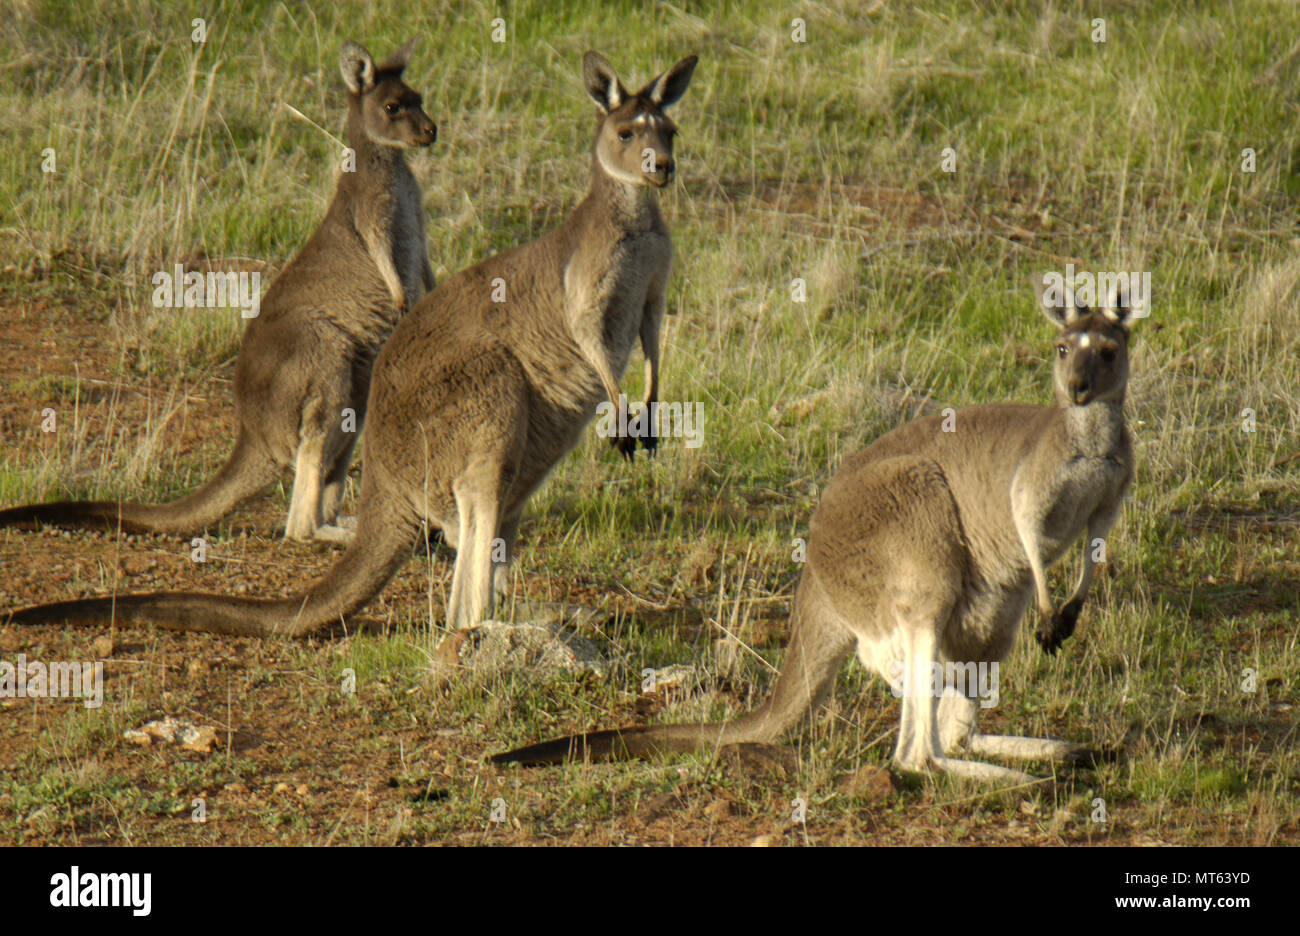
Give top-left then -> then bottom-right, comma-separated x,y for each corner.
339,41 -> 377,94
378,37 -> 419,74
640,55 -> 697,109
1101,281 -> 1135,332
1041,287 -> 1087,328
583,51 -> 627,114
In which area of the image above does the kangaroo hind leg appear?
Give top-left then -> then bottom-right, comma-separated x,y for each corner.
444,472 -> 503,632
314,434 -> 361,544
893,607 -> 1036,784
285,433 -> 327,541
937,688 -> 1096,776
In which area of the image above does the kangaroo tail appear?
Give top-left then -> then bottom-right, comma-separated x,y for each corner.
491,574 -> 856,766
0,430 -> 280,536
3,486 -> 418,638
487,717 -> 765,766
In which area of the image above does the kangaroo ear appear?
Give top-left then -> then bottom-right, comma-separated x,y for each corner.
378,37 -> 419,74
1041,301 -> 1068,328
340,41 -> 377,94
640,55 -> 698,109
1041,287 -> 1087,328
583,51 -> 627,114
1101,281 -> 1136,331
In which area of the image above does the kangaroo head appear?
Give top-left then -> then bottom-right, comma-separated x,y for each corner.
583,51 -> 697,188
339,38 -> 437,149
1042,286 -> 1136,406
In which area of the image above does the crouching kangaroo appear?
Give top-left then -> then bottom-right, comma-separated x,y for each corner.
5,52 -> 696,639
0,38 -> 437,543
491,295 -> 1138,783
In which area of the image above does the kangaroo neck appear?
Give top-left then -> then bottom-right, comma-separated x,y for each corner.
338,107 -> 407,198
1059,398 -> 1127,458
575,155 -> 662,236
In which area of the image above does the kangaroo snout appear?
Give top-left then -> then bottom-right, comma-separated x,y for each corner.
648,158 -> 675,186
1068,375 -> 1091,403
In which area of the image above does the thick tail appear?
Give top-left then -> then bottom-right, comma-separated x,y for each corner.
0,431 -> 280,535
490,574 -> 856,766
3,489 -> 418,638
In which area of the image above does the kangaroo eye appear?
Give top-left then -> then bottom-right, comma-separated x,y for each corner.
1056,344 -> 1068,358
384,102 -> 400,115
617,130 -> 633,143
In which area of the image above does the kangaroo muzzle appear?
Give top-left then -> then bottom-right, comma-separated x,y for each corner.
648,158 -> 675,186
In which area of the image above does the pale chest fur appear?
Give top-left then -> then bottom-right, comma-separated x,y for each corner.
1020,404 -> 1130,564
563,230 -> 672,385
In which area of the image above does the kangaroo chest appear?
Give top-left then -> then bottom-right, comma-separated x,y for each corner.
951,423 -> 1130,663
508,231 -> 671,492
575,231 -> 671,365
387,168 -> 427,293
1035,453 -> 1128,551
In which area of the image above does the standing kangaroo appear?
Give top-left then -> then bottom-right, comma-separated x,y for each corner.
0,38 -> 437,543
491,295 -> 1138,783
5,52 -> 697,639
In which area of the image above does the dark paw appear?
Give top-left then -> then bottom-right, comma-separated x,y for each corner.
640,431 -> 658,457
609,433 -> 637,460
1034,598 -> 1082,655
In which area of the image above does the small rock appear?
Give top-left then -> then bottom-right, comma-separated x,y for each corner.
138,716 -> 180,743
749,834 -> 781,847
274,782 -> 292,794
703,799 -> 732,821
118,556 -> 154,576
642,663 -> 703,696
433,629 -> 469,666
296,784 -> 309,796
90,634 -> 114,658
223,782 -> 249,794
836,764 -> 900,800
122,716 -> 218,754
176,724 -> 218,754
436,620 -> 608,678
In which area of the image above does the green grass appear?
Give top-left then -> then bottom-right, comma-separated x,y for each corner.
0,0 -> 1297,844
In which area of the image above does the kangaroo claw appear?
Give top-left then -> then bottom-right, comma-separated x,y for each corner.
1034,598 -> 1082,655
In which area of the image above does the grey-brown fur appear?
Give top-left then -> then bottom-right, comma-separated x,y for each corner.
5,52 -> 696,640
0,38 -> 436,543
492,294 -> 1138,783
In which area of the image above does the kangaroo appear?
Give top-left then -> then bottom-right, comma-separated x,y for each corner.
5,52 -> 696,640
490,293 -> 1138,783
0,38 -> 437,543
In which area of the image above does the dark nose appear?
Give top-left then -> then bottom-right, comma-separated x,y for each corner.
424,122 -> 437,144
1068,376 -> 1090,402
657,159 -> 675,182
